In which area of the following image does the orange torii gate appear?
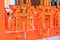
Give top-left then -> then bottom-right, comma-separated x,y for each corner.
0,0 -> 60,40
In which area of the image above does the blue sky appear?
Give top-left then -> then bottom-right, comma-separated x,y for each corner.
41,36 -> 59,40
10,0 -> 15,5
9,0 -> 59,40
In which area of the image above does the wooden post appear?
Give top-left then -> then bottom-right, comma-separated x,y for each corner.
44,0 -> 47,6
26,0 -> 28,4
46,0 -> 51,6
57,0 -> 59,6
40,0 -> 44,6
0,0 -> 6,40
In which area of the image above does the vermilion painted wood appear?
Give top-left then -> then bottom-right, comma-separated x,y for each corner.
0,0 -> 60,40
0,0 -> 6,40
